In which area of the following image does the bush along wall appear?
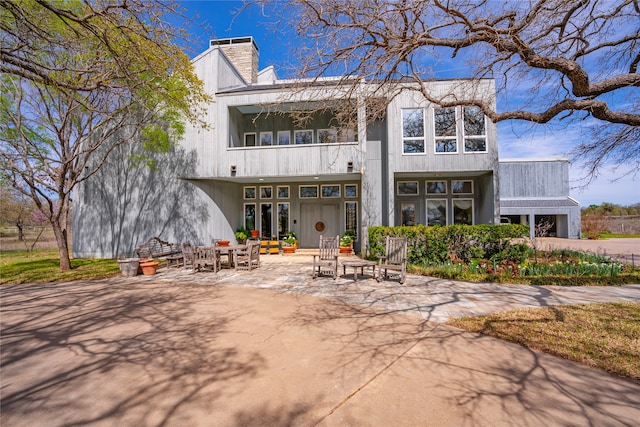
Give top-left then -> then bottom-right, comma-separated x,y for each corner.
368,224 -> 530,265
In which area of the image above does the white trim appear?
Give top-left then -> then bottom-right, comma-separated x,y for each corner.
433,106 -> 459,154
401,108 -> 426,155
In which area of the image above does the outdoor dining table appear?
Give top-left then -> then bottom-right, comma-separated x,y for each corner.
215,243 -> 247,268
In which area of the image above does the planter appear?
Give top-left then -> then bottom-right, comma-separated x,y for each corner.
282,246 -> 296,254
218,240 -> 230,246
340,245 -> 353,254
250,230 -> 259,238
118,258 -> 140,277
139,260 -> 159,276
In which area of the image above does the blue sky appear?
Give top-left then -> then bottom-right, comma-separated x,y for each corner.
179,0 -> 639,207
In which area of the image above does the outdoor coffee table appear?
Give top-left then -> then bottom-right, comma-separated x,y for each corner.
342,259 -> 377,281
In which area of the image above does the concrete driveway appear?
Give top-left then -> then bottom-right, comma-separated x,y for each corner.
2,257 -> 640,426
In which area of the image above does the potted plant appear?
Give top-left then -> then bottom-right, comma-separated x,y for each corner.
282,232 -> 297,254
235,226 -> 248,244
340,231 -> 355,254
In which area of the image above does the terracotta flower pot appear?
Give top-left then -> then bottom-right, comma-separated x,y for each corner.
139,260 -> 159,276
251,230 -> 259,238
340,245 -> 353,254
282,246 -> 295,254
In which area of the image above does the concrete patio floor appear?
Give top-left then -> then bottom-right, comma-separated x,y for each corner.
1,246 -> 640,426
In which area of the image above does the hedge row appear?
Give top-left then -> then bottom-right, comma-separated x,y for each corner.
368,224 -> 530,264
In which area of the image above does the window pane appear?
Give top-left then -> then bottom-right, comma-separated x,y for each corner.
278,203 -> 289,239
260,132 -> 273,146
260,186 -> 272,198
299,186 -> 318,198
397,181 -> 418,195
261,203 -> 272,239
321,185 -> 340,197
435,139 -> 457,153
344,184 -> 358,198
426,181 -> 447,194
403,139 -> 425,154
453,199 -> 473,225
244,133 -> 256,147
278,131 -> 290,145
427,199 -> 447,226
295,130 -> 313,144
401,203 -> 416,226
244,187 -> 256,199
277,186 -> 289,199
345,201 -> 358,240
434,107 -> 456,137
452,180 -> 473,194
402,109 -> 424,138
244,204 -> 256,230
318,129 -> 337,144
464,138 -> 486,152
464,106 -> 485,136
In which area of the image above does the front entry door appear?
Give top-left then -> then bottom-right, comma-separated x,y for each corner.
300,203 -> 339,248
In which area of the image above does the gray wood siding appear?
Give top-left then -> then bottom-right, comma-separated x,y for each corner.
499,160 -> 570,198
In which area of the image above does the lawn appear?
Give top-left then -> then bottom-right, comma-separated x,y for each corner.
448,302 -> 640,381
0,249 -> 120,284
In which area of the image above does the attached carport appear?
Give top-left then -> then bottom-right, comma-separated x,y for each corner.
500,197 -> 581,239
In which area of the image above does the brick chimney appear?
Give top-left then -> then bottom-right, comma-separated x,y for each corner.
211,37 -> 259,84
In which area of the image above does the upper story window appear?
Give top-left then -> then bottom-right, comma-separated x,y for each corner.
434,107 -> 457,153
463,106 -> 487,153
402,108 -> 426,154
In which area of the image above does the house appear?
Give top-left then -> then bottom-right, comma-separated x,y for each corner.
72,37 -> 580,259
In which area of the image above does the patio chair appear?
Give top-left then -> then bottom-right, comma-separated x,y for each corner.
193,246 -> 220,273
312,235 -> 339,279
181,242 -> 196,270
235,242 -> 260,271
377,236 -> 408,284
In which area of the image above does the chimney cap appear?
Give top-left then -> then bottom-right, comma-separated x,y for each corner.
210,37 -> 259,52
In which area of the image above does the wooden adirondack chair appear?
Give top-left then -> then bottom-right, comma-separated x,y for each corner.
312,235 -> 340,279
377,236 -> 408,284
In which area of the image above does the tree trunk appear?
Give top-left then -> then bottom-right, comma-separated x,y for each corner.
52,220 -> 71,271
16,221 -> 24,241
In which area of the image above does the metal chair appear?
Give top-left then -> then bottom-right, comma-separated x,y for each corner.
312,235 -> 339,279
377,236 -> 408,284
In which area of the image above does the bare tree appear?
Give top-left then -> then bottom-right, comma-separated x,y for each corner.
0,0 -> 209,270
257,0 -> 639,175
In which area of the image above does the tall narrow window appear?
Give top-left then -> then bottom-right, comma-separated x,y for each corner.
261,203 -> 273,239
434,107 -> 457,153
427,199 -> 447,226
401,203 -> 416,226
345,201 -> 358,240
244,204 -> 256,231
453,199 -> 474,225
277,203 -> 290,240
463,106 -> 487,152
402,108 -> 425,154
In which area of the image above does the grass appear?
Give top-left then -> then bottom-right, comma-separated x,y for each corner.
600,231 -> 640,239
448,302 -> 640,381
0,249 -> 120,285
